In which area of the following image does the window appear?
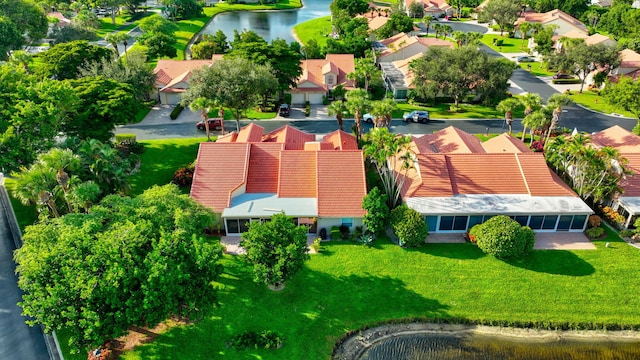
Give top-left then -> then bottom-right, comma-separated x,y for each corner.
557,215 -> 573,231
542,215 -> 558,230
226,219 -> 239,234
468,216 -> 483,229
515,216 -> 529,226
238,218 -> 251,233
453,216 -> 468,231
327,76 -> 334,85
341,218 -> 353,228
570,215 -> 587,230
439,216 -> 454,231
426,216 -> 437,232
299,217 -> 317,233
396,90 -> 408,99
529,216 -> 544,229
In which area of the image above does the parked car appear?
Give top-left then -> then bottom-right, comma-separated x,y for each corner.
279,103 -> 290,117
553,72 -> 575,79
516,55 -> 536,63
196,118 -> 222,131
402,110 -> 430,123
363,113 -> 374,123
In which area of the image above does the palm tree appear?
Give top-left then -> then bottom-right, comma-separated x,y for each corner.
432,23 -> 443,39
370,98 -> 397,128
522,110 -> 548,146
518,22 -> 532,49
348,57 -> 378,92
422,15 -> 433,36
452,31 -> 467,48
518,93 -> 542,141
466,32 -> 482,46
105,31 -> 130,56
345,89 -> 371,141
496,98 -> 522,135
442,25 -> 453,40
188,97 -> 218,141
327,100 -> 348,131
544,94 -> 572,145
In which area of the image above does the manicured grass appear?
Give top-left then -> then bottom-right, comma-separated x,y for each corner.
128,138 -> 202,195
568,91 -> 636,118
293,16 -> 332,47
481,34 -> 528,53
95,13 -> 142,38
118,227 -> 640,359
394,102 -> 524,119
518,61 -> 555,77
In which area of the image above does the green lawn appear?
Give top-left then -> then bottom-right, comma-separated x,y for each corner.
518,61 -> 555,77
95,12 -> 149,38
114,227 -> 640,359
292,16 -> 332,47
128,138 -> 203,195
394,102 -> 524,119
481,34 -> 529,53
568,91 -> 636,119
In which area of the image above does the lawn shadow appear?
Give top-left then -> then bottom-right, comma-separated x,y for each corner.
504,250 -> 595,276
406,242 -> 486,260
127,260 -> 451,359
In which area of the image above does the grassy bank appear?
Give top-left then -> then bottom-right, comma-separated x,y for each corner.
568,91 -> 636,119
118,228 -> 640,359
481,34 -> 527,53
394,102 -> 524,119
292,16 -> 332,47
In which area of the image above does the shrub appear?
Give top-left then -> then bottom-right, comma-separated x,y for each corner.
588,215 -> 601,228
172,166 -> 194,187
600,206 -> 625,226
310,238 -> 322,253
530,141 -> 543,152
338,224 -> 350,239
585,226 -> 605,239
230,330 -> 283,350
170,104 -> 184,120
495,39 -> 504,47
362,187 -> 390,235
330,226 -> 342,240
115,134 -> 137,144
389,204 -> 428,247
619,229 -> 634,238
469,215 -> 534,258
305,104 -> 311,117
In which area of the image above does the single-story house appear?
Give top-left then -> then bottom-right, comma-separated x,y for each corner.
553,32 -> 617,52
516,9 -> 588,37
398,127 -> 592,233
590,125 -> 640,228
405,0 -> 454,17
289,54 -> 355,105
610,49 -> 640,79
591,0 -> 613,7
374,32 -> 453,64
190,124 -> 366,235
380,53 -> 421,99
153,59 -> 214,105
356,12 -> 391,40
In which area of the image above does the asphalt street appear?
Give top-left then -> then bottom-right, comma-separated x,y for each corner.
0,203 -> 49,360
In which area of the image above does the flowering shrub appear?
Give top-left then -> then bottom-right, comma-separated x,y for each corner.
172,166 -> 194,187
530,141 -> 544,152
600,206 -> 626,226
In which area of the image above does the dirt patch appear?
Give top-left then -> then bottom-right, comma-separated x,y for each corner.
332,322 -> 640,360
105,317 -> 190,358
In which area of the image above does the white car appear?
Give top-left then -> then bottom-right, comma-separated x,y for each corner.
363,113 -> 374,123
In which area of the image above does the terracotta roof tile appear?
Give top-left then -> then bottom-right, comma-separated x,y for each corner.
296,55 -> 356,90
619,49 -> 640,68
322,130 -> 358,150
246,143 -> 283,193
317,151 -> 367,217
515,153 -> 575,196
236,123 -> 264,143
590,125 -> 640,153
278,151 -> 317,197
405,155 -> 454,197
304,142 -> 334,151
482,134 -> 532,153
190,143 -> 249,212
262,125 -> 316,150
620,154 -> 640,196
215,132 -> 238,143
153,60 -> 211,86
412,126 -> 485,154
447,154 -> 528,194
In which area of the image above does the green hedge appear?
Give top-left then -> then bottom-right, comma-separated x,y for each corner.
115,134 -> 137,144
552,78 -> 581,84
170,104 -> 184,120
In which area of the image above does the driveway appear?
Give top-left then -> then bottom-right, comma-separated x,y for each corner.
0,190 -> 50,360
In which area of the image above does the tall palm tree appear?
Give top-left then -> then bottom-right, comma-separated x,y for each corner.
327,100 -> 348,131
496,98 -> 522,135
452,31 -> 467,47
104,31 -> 130,56
521,109 -> 547,145
432,23 -> 443,39
188,97 -> 218,141
442,24 -> 453,40
519,93 -> 542,141
518,22 -> 532,49
544,94 -> 572,145
370,98 -> 397,128
422,15 -> 433,36
345,89 -> 371,141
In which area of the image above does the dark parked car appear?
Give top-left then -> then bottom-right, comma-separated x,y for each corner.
279,103 -> 290,117
553,72 -> 575,79
402,110 -> 430,123
196,118 -> 222,131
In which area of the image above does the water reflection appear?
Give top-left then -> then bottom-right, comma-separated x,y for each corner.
360,333 -> 640,360
201,0 -> 332,43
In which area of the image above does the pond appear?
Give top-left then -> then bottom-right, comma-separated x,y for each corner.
201,0 -> 333,43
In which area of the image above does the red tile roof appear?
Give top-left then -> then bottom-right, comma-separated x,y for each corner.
295,54 -> 356,92
412,126 -> 485,154
153,60 -> 212,87
621,154 -> 640,196
323,130 -> 358,150
236,123 -> 264,143
590,125 -> 640,153
278,151 -> 317,198
262,125 -> 316,150
482,134 -> 533,153
317,151 -> 367,217
190,143 -> 249,212
246,143 -> 283,193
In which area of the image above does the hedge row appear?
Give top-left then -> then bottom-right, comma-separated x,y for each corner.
552,78 -> 581,84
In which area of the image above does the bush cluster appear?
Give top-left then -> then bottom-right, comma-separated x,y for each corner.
469,215 -> 534,258
229,330 -> 283,350
170,104 -> 184,120
389,204 -> 428,247
585,226 -> 605,239
172,166 -> 194,187
600,206 -> 626,226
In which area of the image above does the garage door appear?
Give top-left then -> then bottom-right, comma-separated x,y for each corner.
308,93 -> 324,105
291,93 -> 305,105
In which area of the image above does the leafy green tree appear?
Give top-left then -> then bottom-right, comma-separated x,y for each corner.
369,98 -> 397,128
159,0 -> 202,20
0,17 -> 24,60
330,0 -> 370,18
182,57 -> 277,131
408,1 -> 424,18
362,127 -> 413,208
533,25 -> 555,56
73,9 -> 100,29
104,31 -> 130,56
0,0 -> 48,58
40,41 -> 113,80
327,100 -> 348,131
240,213 -> 310,288
65,76 -> 137,141
50,25 -> 96,44
389,204 -> 428,247
139,13 -> 178,35
478,0 -> 521,35
15,184 -> 223,353
470,215 -> 534,258
362,187 -> 390,236
603,77 -> 640,133
302,38 -> 326,59
549,41 -> 620,93
376,12 -> 414,39
8,50 -> 33,74
345,89 -> 371,140
143,32 -> 178,58
191,41 -> 218,59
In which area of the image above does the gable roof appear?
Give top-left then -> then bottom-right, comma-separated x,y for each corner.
153,60 -> 212,87
482,134 -> 533,153
317,151 -> 367,217
245,143 -> 283,193
590,125 -> 640,153
323,130 -> 359,150
619,49 -> 640,69
236,123 -> 264,143
585,33 -> 615,46
412,126 -> 486,154
294,54 -> 355,92
262,125 -> 316,150
516,9 -> 587,34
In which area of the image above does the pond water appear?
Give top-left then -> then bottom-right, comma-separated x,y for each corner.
201,0 -> 333,43
359,333 -> 640,360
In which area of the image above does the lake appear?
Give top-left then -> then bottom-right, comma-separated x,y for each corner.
201,0 -> 333,43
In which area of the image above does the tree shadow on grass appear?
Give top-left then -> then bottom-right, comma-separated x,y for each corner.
504,250 -> 595,276
127,256 -> 450,359
406,243 -> 486,260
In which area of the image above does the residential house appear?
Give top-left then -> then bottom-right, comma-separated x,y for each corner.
380,53 -> 421,99
609,49 -> 640,82
356,12 -> 391,40
375,32 -> 453,64
398,127 -> 592,233
516,9 -> 588,37
405,0 -> 454,18
590,126 -> 640,228
289,54 -> 355,105
554,32 -> 617,52
153,59 -> 213,105
590,0 -> 613,6
190,124 -> 366,235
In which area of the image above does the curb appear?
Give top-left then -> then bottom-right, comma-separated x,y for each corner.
572,103 -> 635,120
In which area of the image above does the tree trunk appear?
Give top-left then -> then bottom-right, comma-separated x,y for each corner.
203,109 -> 210,142
336,114 -> 343,131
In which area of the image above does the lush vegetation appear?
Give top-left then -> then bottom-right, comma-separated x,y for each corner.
470,215 -> 535,258
114,228 -> 640,360
292,16 -> 332,47
389,204 -> 429,247
568,91 -> 635,119
480,34 -> 526,53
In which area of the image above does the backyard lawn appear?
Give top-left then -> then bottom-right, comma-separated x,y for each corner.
568,91 -> 636,119
481,34 -> 528,53
105,228 -> 640,359
518,61 -> 555,77
293,16 -> 332,47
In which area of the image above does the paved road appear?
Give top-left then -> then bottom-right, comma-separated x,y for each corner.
0,203 -> 49,360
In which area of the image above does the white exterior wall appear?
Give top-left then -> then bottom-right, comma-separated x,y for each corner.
317,217 -> 364,236
161,93 -> 181,105
378,43 -> 428,63
546,19 -> 585,36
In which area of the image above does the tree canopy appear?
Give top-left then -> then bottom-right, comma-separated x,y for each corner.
470,215 -> 535,259
240,213 -> 310,288
0,0 -> 48,59
478,0 -> 521,35
15,185 -> 224,353
548,41 -> 619,93
39,41 -> 114,80
604,77 -> 640,124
